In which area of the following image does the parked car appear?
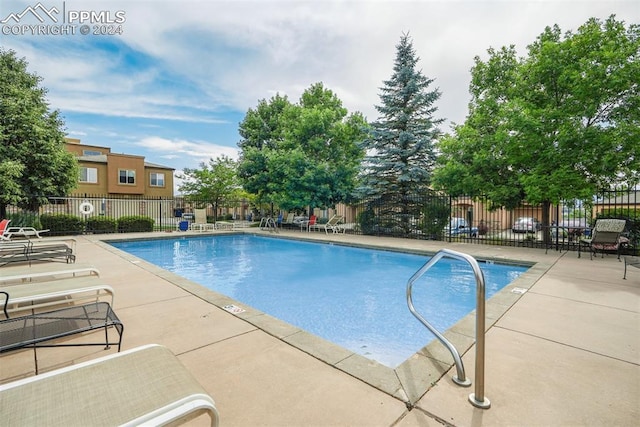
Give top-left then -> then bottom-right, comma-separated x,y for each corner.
554,219 -> 590,239
443,217 -> 478,237
512,217 -> 541,233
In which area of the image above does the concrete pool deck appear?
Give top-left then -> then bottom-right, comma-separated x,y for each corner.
1,229 -> 638,426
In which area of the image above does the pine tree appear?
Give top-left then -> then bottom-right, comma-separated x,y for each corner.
359,33 -> 443,234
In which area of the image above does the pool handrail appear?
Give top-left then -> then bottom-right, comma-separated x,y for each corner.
406,248 -> 491,409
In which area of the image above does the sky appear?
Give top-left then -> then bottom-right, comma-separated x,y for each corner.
2,0 -> 638,188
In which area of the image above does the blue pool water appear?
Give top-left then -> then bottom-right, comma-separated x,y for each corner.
110,235 -> 527,367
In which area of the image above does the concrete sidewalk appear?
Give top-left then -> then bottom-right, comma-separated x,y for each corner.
1,230 -> 638,426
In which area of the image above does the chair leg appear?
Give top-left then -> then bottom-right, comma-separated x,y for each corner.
624,259 -> 627,279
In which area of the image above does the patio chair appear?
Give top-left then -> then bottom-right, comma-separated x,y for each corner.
0,219 -> 11,240
190,208 -> 215,232
281,213 -> 295,228
3,226 -> 50,240
0,344 -> 220,426
214,221 -> 234,230
578,219 -> 627,260
624,256 -> 639,279
333,222 -> 358,233
303,215 -> 317,232
0,263 -> 99,285
1,275 -> 113,316
322,215 -> 345,234
0,241 -> 30,265
0,238 -> 76,266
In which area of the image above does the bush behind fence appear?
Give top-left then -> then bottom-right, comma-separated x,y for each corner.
2,190 -> 638,254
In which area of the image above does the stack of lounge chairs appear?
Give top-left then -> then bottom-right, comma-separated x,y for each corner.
0,261 -> 220,425
0,219 -> 76,267
0,238 -> 76,266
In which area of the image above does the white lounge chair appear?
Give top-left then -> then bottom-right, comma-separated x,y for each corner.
1,275 -> 114,315
3,226 -> 50,240
0,344 -> 220,426
190,208 -> 215,231
322,215 -> 345,234
333,222 -> 358,234
0,263 -> 99,285
215,221 -> 234,230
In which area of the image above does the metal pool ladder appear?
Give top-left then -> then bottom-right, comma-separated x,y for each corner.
406,248 -> 491,409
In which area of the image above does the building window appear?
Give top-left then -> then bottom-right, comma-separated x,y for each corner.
150,172 -> 165,187
79,167 -> 98,183
82,149 -> 102,156
119,169 -> 136,185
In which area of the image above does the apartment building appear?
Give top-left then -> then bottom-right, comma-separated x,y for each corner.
65,138 -> 174,198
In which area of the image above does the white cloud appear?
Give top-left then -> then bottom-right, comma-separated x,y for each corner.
136,136 -> 239,164
3,0 -> 639,147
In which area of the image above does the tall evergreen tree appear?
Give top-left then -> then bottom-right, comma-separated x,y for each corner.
359,33 -> 443,234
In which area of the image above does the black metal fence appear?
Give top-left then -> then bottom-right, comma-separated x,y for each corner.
344,189 -> 638,254
2,194 -> 252,232
2,189 -> 638,254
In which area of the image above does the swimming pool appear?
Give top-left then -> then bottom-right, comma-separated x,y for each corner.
110,235 -> 527,367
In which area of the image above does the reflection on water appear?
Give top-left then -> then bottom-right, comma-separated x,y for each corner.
111,235 -> 527,367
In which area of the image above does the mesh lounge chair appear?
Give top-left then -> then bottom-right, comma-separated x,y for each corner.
578,219 -> 627,260
0,241 -> 30,265
0,238 -> 76,266
0,344 -> 220,426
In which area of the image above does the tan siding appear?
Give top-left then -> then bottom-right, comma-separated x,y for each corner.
107,153 -> 145,195
64,139 -> 174,198
145,168 -> 174,198
73,162 -> 109,195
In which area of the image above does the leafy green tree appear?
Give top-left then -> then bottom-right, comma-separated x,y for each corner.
0,160 -> 24,208
358,33 -> 444,234
237,94 -> 294,207
177,155 -> 243,221
237,83 -> 366,214
0,48 -> 78,217
433,16 -> 640,230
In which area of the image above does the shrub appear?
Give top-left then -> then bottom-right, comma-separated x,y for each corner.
40,214 -> 85,236
357,208 -> 377,235
6,212 -> 42,229
421,198 -> 450,239
117,215 -> 154,233
86,216 -> 117,234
